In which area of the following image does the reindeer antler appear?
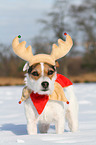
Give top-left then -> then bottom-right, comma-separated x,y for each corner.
12,33 -> 73,66
51,33 -> 73,60
12,36 -> 33,63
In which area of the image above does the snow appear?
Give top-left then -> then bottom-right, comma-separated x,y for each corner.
0,83 -> 96,145
16,139 -> 25,143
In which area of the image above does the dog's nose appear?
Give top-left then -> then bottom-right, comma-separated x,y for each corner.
41,81 -> 49,89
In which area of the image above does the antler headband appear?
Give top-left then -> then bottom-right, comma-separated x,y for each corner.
12,33 -> 73,66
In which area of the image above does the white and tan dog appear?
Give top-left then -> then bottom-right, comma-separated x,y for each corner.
23,62 -> 78,134
12,33 -> 78,134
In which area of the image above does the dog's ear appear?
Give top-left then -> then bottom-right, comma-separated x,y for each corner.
55,61 -> 59,68
23,62 -> 29,71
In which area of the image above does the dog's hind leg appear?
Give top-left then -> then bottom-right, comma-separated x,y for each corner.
65,109 -> 78,132
65,86 -> 79,132
38,123 -> 50,133
55,115 -> 65,134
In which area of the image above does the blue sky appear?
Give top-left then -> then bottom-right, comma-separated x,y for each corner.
0,0 -> 54,45
0,0 -> 82,45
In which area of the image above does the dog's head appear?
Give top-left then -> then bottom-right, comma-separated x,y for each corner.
24,62 -> 58,95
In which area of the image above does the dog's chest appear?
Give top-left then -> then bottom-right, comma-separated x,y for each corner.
24,98 -> 65,123
39,100 -> 64,123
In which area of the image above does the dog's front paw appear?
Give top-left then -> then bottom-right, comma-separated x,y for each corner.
28,131 -> 37,135
27,123 -> 37,135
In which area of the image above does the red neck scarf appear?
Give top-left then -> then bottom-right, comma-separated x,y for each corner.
30,74 -> 72,115
30,92 -> 49,115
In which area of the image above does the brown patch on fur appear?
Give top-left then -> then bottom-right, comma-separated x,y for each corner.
44,63 -> 56,80
28,63 -> 56,80
29,63 -> 42,80
55,61 -> 59,67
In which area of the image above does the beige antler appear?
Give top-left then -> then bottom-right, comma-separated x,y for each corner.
51,34 -> 73,60
12,33 -> 73,66
12,36 -> 33,63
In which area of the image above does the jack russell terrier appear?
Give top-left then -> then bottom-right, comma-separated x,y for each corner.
12,33 -> 78,134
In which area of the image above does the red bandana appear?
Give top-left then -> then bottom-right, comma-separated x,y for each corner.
30,74 -> 72,115
30,92 -> 49,115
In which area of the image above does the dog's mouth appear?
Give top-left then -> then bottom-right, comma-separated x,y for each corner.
41,89 -> 49,92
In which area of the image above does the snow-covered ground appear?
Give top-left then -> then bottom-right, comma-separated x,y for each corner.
0,83 -> 96,145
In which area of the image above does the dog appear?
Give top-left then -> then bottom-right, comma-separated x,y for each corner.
23,62 -> 79,134
12,33 -> 78,134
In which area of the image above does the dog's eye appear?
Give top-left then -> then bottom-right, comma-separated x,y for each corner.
31,71 -> 39,76
48,70 -> 54,75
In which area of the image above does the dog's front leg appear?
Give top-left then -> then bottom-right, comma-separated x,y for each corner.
24,99 -> 38,135
27,120 -> 37,135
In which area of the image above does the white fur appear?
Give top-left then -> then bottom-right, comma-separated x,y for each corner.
64,86 -> 79,132
23,62 -> 29,71
40,62 -> 44,76
25,72 -> 56,95
24,63 -> 78,134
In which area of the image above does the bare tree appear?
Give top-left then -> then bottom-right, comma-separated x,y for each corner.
69,0 -> 96,71
32,36 -> 51,54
